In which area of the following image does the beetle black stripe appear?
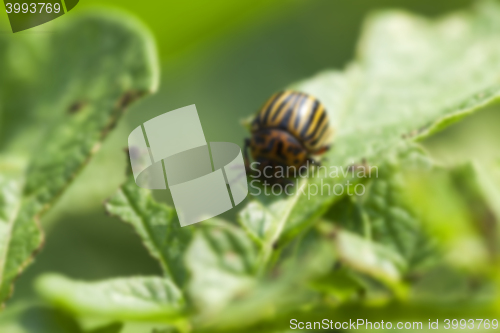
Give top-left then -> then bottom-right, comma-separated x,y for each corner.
273,92 -> 300,124
280,93 -> 305,130
270,92 -> 295,123
251,116 -> 261,129
305,111 -> 326,141
270,94 -> 290,123
261,91 -> 285,124
309,121 -> 329,148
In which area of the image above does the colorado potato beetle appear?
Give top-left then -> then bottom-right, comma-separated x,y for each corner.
244,90 -> 333,176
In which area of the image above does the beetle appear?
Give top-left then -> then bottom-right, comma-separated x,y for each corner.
244,90 -> 333,178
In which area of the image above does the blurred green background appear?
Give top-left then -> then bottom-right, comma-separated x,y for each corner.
2,0 -> 500,329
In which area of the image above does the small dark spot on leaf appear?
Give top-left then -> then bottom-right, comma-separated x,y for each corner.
327,230 -> 337,239
233,289 -> 250,301
357,288 -> 367,298
271,267 -> 281,279
67,101 -> 87,114
117,91 -> 143,109
468,277 -> 481,291
404,272 -> 423,283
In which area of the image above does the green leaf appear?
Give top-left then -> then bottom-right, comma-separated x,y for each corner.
327,145 -> 437,270
310,267 -> 364,303
333,228 -> 407,287
186,219 -> 257,318
105,181 -> 260,324
404,161 -> 500,271
456,162 -> 500,253
238,198 -> 288,247
314,219 -> 408,297
238,182 -> 310,273
33,217 -> 260,328
0,176 -> 22,261
191,227 -> 333,331
240,1 -> 500,270
410,265 -> 495,305
105,175 -> 193,288
324,149 -> 499,301
0,33 -> 46,153
36,274 -> 184,322
0,11 -> 159,306
472,161 -> 500,224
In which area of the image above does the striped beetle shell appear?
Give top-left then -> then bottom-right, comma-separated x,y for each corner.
245,90 -> 333,171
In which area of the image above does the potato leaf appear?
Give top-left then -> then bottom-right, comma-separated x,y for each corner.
0,33 -> 45,153
185,219 -> 257,319
35,274 -> 184,322
0,11 -> 159,306
327,145 -> 437,270
105,175 -> 193,288
62,191 -> 259,327
404,161 -> 500,271
191,228 -> 333,331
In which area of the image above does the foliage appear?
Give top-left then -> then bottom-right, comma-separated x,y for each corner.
2,2 -> 500,333
0,11 -> 159,307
